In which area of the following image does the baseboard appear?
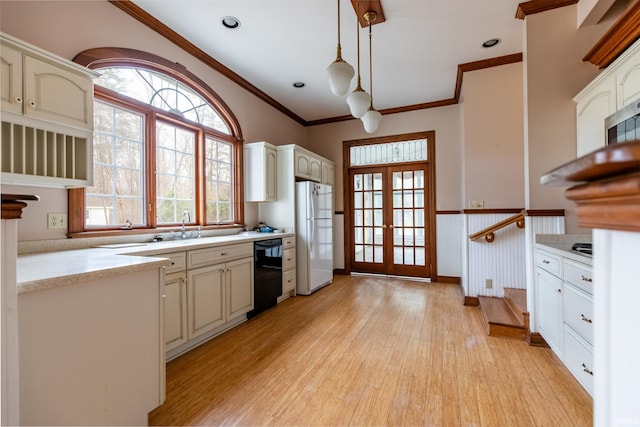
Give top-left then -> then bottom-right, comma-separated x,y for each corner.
333,268 -> 347,275
436,275 -> 461,284
464,296 -> 480,306
527,332 -> 549,347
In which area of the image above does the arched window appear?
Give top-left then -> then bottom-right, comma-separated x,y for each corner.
69,48 -> 244,235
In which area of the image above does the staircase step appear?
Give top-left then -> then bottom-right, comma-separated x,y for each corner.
478,296 -> 527,341
504,288 -> 528,328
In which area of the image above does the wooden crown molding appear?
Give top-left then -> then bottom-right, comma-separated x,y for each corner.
515,0 -> 579,20
109,0 -> 521,127
582,0 -> 640,69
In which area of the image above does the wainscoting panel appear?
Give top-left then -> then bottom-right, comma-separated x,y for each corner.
334,213 -> 345,270
465,213 -> 526,298
436,214 -> 462,278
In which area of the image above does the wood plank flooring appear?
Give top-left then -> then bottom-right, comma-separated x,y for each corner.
149,275 -> 592,426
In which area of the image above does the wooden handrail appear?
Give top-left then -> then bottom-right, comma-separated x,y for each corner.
468,211 -> 525,243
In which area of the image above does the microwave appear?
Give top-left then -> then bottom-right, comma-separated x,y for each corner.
605,98 -> 640,145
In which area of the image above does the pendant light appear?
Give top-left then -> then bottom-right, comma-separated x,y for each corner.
326,0 -> 355,96
346,3 -> 371,118
361,11 -> 381,133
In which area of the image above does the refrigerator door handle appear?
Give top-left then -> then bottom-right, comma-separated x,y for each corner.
309,219 -> 315,254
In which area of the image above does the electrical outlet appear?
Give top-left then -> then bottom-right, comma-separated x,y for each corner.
469,200 -> 484,209
485,279 -> 493,289
47,213 -> 68,229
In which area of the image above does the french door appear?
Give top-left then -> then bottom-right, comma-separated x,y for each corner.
349,163 -> 431,277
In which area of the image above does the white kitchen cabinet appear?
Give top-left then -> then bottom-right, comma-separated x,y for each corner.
536,267 -> 564,357
321,159 -> 335,186
163,271 -> 188,351
534,244 -> 594,396
294,146 -> 322,182
0,33 -> 96,187
225,256 -> 254,320
574,37 -> 640,157
280,235 -> 297,298
245,142 -> 277,202
187,263 -> 226,338
1,34 -> 95,130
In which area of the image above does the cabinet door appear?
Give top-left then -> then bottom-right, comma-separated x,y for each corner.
164,272 -> 187,352
294,150 -> 311,179
322,161 -> 335,186
23,55 -> 94,130
265,145 -> 277,201
0,43 -> 23,114
615,45 -> 640,109
226,257 -> 254,320
575,78 -> 615,157
309,155 -> 322,182
536,268 -> 564,357
187,264 -> 225,339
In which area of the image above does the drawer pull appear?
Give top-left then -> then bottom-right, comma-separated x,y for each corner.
580,314 -> 592,324
581,363 -> 594,376
542,260 -> 550,264
170,261 -> 175,266
556,288 -> 562,293
581,275 -> 592,283
287,258 -> 292,261
287,279 -> 293,283
221,252 -> 229,256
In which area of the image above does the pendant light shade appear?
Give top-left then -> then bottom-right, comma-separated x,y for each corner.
362,108 -> 382,133
347,87 -> 371,118
327,58 -> 355,96
327,0 -> 354,96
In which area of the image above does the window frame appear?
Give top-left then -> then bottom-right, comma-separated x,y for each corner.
69,48 -> 244,237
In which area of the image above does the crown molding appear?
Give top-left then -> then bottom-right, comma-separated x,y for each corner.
582,0 -> 640,69
515,0 -> 579,20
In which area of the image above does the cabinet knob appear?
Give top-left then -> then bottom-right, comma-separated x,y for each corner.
581,363 -> 594,376
170,261 -> 175,266
556,288 -> 562,293
28,100 -> 36,108
580,314 -> 592,324
580,275 -> 592,283
14,96 -> 23,104
221,252 -> 229,256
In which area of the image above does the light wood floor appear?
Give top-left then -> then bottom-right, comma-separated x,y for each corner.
150,275 -> 592,426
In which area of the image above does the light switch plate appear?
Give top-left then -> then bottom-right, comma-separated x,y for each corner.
469,200 -> 484,209
47,213 -> 68,229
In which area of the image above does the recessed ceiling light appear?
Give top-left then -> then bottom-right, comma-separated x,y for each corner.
221,16 -> 240,29
293,82 -> 305,88
482,38 -> 500,48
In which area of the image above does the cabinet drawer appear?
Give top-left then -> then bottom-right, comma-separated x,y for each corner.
283,236 -> 295,249
563,259 -> 593,294
160,251 -> 186,274
283,247 -> 296,271
563,325 -> 594,396
188,243 -> 253,269
535,250 -> 561,276
563,283 -> 594,345
283,269 -> 296,293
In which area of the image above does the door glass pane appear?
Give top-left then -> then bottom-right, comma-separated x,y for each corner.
394,247 -> 403,264
404,229 -> 414,246
404,248 -> 414,265
354,192 -> 363,209
354,227 -> 363,244
373,173 -> 383,190
403,209 -> 414,226
374,246 -> 383,263
403,171 -> 413,189
364,245 -> 373,262
354,210 -> 363,226
415,210 -> 424,227
354,174 -> 363,190
414,190 -> 424,208
355,245 -> 364,262
393,172 -> 402,189
373,209 -> 383,226
364,210 -> 372,226
415,248 -> 425,266
364,227 -> 373,244
403,191 -> 413,208
394,209 -> 403,226
414,170 -> 424,188
374,227 -> 383,245
364,173 -> 373,190
393,191 -> 402,208
393,227 -> 403,246
364,192 -> 372,208
373,191 -> 383,208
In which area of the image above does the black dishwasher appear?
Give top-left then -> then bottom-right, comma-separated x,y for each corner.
248,238 -> 283,318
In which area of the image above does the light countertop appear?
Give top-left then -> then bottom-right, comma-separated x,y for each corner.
17,231 -> 294,294
535,233 -> 593,265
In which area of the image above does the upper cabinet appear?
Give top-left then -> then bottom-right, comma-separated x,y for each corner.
244,142 -> 277,202
1,33 -> 97,188
293,145 -> 333,185
574,38 -> 640,157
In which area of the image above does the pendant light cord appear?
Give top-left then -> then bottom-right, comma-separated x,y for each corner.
336,0 -> 343,60
368,16 -> 374,108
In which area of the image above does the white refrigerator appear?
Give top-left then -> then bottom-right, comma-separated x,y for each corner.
296,181 -> 333,295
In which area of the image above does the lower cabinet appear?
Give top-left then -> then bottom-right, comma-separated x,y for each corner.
535,245 -> 593,396
281,235 -> 297,299
536,268 -> 564,357
157,243 -> 254,359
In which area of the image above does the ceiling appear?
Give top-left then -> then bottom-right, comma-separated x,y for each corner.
129,0 -> 525,124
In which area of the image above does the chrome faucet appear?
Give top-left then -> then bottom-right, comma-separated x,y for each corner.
181,210 -> 191,239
